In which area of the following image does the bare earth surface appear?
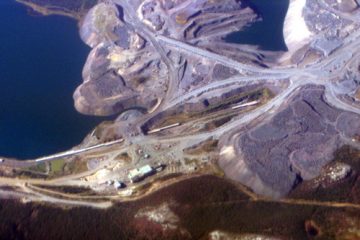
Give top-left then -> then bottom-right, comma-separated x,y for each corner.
1,0 -> 360,239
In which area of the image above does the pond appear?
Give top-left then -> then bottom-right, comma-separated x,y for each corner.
225,0 -> 289,51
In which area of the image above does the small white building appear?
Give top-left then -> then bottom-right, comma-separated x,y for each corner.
0,158 -> 4,163
114,181 -> 124,189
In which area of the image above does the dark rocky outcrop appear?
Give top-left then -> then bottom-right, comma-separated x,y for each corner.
219,85 -> 360,197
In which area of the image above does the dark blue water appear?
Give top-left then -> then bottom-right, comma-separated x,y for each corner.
0,0 -> 106,159
225,0 -> 289,51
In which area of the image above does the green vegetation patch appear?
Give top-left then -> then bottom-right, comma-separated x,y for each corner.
27,162 -> 47,174
46,159 -> 88,178
50,159 -> 65,175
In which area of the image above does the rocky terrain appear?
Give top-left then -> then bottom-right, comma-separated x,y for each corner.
74,0 -> 260,115
1,0 -> 360,239
219,85 -> 360,198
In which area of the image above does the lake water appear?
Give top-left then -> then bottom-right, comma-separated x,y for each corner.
225,0 -> 289,51
0,0 -> 106,159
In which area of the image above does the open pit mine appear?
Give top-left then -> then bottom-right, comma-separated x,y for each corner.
1,0 -> 360,239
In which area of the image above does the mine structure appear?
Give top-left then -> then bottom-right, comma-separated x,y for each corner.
128,164 -> 165,183
147,123 -> 181,134
231,100 -> 260,109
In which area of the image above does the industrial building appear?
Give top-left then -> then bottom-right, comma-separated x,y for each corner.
128,165 -> 155,183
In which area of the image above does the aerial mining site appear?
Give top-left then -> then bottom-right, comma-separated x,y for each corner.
1,0 -> 360,239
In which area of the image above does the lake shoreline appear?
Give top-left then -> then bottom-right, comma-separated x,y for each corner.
0,0 -> 106,159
